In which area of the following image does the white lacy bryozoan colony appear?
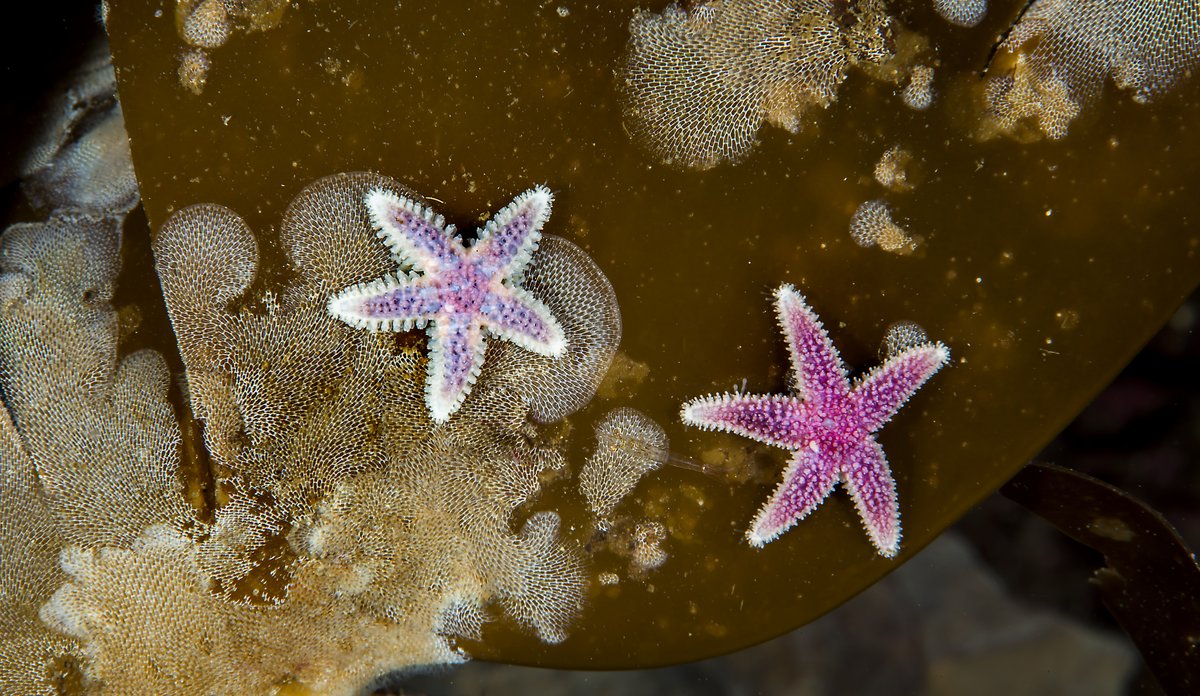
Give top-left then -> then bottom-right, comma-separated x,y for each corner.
983,0 -> 1200,139
619,0 -> 895,169
0,163 -> 638,693
0,42 -> 661,687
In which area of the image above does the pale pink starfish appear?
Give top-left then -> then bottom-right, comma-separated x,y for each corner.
328,186 -> 567,423
681,284 -> 949,557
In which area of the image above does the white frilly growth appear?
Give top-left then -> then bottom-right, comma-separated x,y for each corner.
849,199 -> 915,255
933,0 -> 986,27
902,65 -> 935,111
579,407 -> 669,522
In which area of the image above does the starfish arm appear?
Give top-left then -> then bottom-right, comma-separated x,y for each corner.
852,342 -> 950,432
425,313 -> 487,423
680,393 -> 808,449
481,286 -> 567,357
841,438 -> 901,557
746,448 -> 840,547
473,185 -> 552,280
774,285 -> 850,401
327,275 -> 441,332
366,188 -> 461,274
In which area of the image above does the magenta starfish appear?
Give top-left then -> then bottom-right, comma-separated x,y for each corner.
328,186 -> 567,423
681,285 -> 949,557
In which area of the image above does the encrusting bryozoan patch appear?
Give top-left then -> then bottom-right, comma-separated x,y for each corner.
0,170 -> 620,693
933,0 -> 986,28
880,321 -> 931,360
619,0 -> 896,169
579,407 -> 669,524
328,186 -> 568,423
873,145 -> 916,192
20,39 -> 138,217
850,199 -> 915,255
172,0 -> 289,95
681,285 -> 949,557
902,64 -> 935,111
982,0 -> 1200,140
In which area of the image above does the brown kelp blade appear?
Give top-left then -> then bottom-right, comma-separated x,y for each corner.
105,0 -> 1200,669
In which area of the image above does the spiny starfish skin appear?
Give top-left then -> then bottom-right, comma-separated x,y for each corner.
328,186 -> 567,423
681,284 -> 949,557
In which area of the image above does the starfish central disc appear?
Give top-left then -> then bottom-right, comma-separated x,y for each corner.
328,185 -> 567,423
681,284 -> 949,557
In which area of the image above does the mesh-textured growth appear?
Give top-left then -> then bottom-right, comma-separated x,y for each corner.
1,51 -> 157,693
173,0 -> 289,94
20,40 -> 116,178
849,199 -> 915,254
0,214 -> 191,694
880,320 -> 931,360
0,170 -> 618,692
983,0 -> 1200,139
40,523 -> 479,694
619,0 -> 896,169
0,215 -> 191,548
579,407 -> 668,523
177,48 -> 211,95
933,0 -> 986,28
902,64 -> 935,110
150,172 -> 607,680
0,373 -> 77,696
20,41 -> 137,216
873,145 -> 916,192
629,521 -> 669,573
155,176 -> 425,510
178,0 -> 231,49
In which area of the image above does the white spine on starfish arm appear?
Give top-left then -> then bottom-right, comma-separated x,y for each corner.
679,394 -> 722,430
488,286 -> 568,358
482,185 -> 553,280
680,394 -> 738,427
325,273 -> 406,332
366,188 -> 452,265
424,327 -> 486,425
482,185 -> 553,241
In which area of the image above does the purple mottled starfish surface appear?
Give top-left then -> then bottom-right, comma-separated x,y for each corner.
681,285 -> 949,557
328,186 -> 567,422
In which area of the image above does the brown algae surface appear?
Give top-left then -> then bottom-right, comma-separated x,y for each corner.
105,0 -> 1200,669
